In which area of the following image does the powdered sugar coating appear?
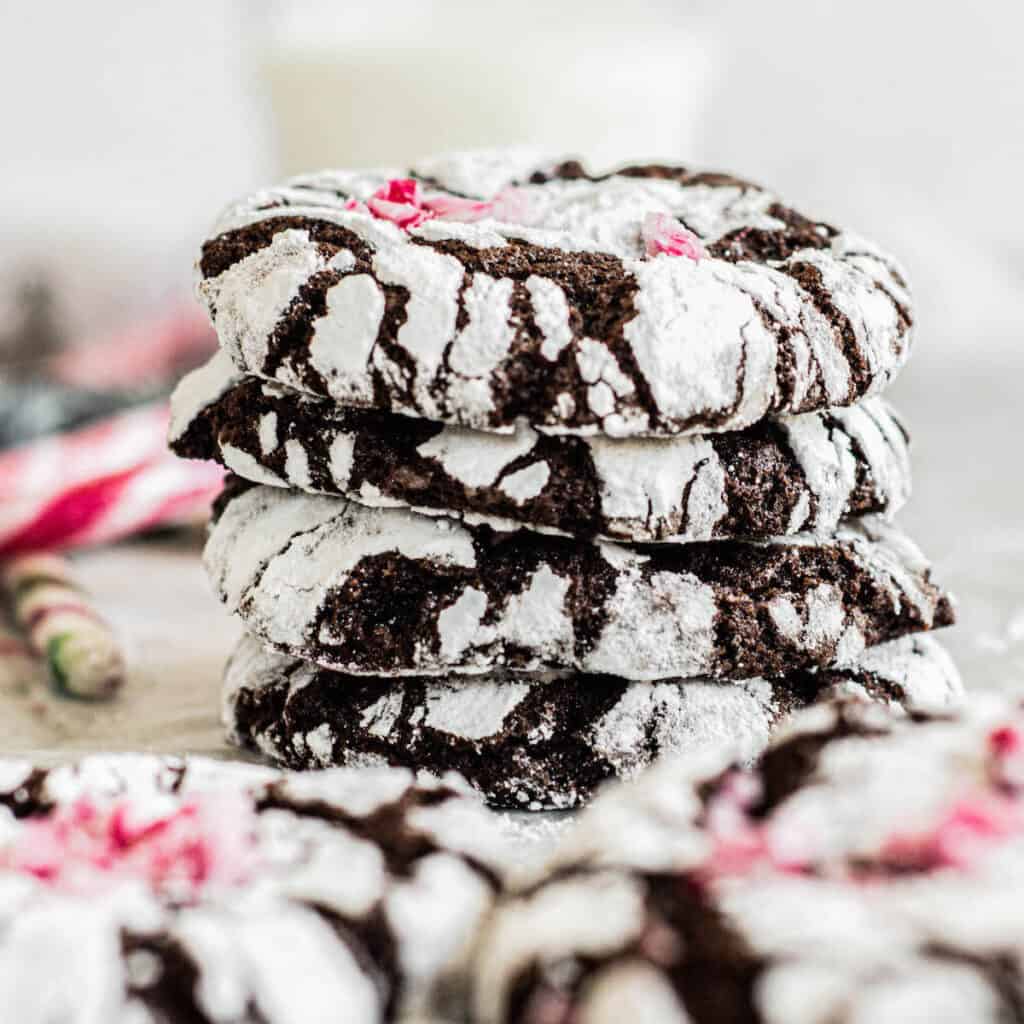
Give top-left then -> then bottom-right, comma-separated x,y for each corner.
171,357 -> 913,543
223,633 -> 962,811
197,152 -> 913,438
0,754 -> 507,1023
167,348 -> 242,444
204,484 -> 951,681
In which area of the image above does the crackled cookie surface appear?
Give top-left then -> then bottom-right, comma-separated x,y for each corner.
172,351 -> 912,543
205,482 -> 953,681
223,633 -> 962,811
0,755 -> 506,1023
473,696 -> 1024,1024
197,150 -> 913,437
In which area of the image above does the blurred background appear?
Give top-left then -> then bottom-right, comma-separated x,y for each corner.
0,0 -> 1021,746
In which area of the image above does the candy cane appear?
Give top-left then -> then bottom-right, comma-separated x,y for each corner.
0,403 -> 223,556
2,553 -> 124,700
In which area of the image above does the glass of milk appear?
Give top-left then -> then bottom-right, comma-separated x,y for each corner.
256,0 -> 717,174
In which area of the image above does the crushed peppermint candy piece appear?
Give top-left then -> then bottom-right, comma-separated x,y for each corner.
699,775 -> 772,879
351,177 -> 534,230
423,187 -> 534,224
375,178 -> 420,206
988,723 -> 1023,758
366,178 -> 432,229
876,793 -> 1024,873
420,193 -> 491,221
3,793 -> 257,898
641,211 -> 705,260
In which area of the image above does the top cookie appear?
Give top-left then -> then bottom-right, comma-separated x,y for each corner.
197,150 -> 913,438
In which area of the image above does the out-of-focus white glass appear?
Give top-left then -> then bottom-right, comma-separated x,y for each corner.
257,0 -> 717,173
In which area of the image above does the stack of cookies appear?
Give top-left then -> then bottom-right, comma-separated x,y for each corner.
170,150 -> 961,810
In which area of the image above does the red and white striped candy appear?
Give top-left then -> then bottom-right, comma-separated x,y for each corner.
0,403 -> 223,556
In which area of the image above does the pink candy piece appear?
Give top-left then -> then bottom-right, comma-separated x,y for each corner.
989,724 -> 1023,758
423,187 -> 534,225
642,212 -> 705,261
492,188 -> 536,225
989,723 -> 1024,788
5,793 -> 257,898
878,794 -> 1024,873
366,178 -> 433,229
377,178 -> 420,205
698,738 -> 1024,885
420,193 -> 491,222
350,178 -> 534,231
698,770 -> 810,883
0,403 -> 223,556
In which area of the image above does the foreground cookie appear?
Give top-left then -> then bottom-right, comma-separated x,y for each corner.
205,482 -> 953,681
197,150 -> 913,438
223,633 -> 962,811
472,696 -> 1024,1024
172,352 -> 912,543
0,755 -> 506,1023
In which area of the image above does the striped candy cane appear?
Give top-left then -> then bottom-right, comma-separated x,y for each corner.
0,402 -> 223,556
2,553 -> 124,699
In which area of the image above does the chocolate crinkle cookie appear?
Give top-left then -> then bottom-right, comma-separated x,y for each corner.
0,755 -> 508,1023
471,694 -> 1024,1024
196,150 -> 913,438
222,633 -> 962,811
171,350 -> 913,544
204,483 -> 953,682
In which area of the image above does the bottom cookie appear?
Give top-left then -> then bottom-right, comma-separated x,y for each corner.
222,634 -> 963,811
